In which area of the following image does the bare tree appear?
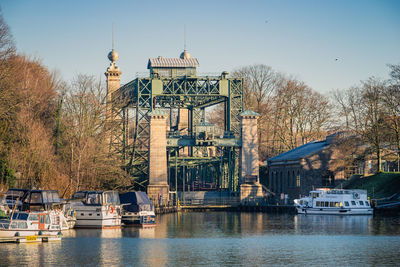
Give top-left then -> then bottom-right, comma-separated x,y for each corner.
60,74 -> 129,191
337,79 -> 388,172
233,64 -> 279,159
272,78 -> 331,152
383,64 -> 400,171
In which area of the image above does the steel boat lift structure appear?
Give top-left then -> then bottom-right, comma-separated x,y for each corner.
106,48 -> 262,205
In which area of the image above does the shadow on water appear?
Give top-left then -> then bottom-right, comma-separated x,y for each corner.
1,212 -> 400,266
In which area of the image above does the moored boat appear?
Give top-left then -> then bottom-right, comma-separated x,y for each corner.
294,188 -> 373,215
19,189 -> 74,230
0,210 -> 64,240
119,192 -> 156,227
67,191 -> 121,229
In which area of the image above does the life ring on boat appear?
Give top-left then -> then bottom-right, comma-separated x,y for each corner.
109,206 -> 114,214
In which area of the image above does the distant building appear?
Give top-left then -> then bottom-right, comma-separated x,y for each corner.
267,134 -> 345,202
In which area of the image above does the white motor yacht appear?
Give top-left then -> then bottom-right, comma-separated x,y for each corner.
294,188 -> 373,215
0,210 -> 65,239
67,191 -> 121,229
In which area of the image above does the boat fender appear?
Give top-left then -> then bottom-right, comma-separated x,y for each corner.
109,206 -> 114,214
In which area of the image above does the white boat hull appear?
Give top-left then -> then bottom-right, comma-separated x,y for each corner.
122,210 -> 155,227
296,207 -> 373,215
0,229 -> 60,238
74,206 -> 121,229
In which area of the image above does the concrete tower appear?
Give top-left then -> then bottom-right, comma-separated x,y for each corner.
239,110 -> 263,204
105,49 -> 122,122
147,110 -> 170,205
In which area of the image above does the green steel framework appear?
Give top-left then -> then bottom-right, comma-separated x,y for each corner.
112,75 -> 244,192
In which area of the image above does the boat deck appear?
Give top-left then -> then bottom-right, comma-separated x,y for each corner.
0,235 -> 62,243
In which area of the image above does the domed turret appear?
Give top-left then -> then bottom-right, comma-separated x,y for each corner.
180,49 -> 191,59
108,49 -> 119,62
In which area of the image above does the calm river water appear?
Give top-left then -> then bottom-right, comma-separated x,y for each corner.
1,212 -> 400,266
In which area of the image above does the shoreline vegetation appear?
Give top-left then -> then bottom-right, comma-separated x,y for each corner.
341,172 -> 400,199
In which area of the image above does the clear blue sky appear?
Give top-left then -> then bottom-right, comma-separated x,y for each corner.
2,0 -> 400,93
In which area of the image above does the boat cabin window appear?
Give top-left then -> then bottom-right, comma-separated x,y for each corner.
103,192 -> 120,205
10,222 -> 17,229
72,191 -> 87,200
30,192 -> 42,204
365,201 -> 369,206
316,201 -> 320,207
0,222 -> 9,229
11,213 -> 28,220
312,193 -> 319,198
28,214 -> 39,221
324,201 -> 329,207
359,201 -> 364,205
6,190 -> 26,200
351,201 -> 356,206
344,201 -> 349,207
17,222 -> 28,229
328,202 -> 340,207
86,193 -> 102,205
42,191 -> 61,203
53,192 -> 61,202
45,215 -> 50,224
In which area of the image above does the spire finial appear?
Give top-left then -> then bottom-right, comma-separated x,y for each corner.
112,23 -> 114,50
108,23 -> 119,63
180,25 -> 191,59
184,24 -> 186,51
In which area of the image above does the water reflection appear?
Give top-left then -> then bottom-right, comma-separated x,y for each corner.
0,213 -> 400,266
63,228 -> 123,238
293,214 -> 374,235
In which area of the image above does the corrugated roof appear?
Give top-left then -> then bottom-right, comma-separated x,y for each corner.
147,57 -> 199,69
240,110 -> 260,117
268,140 -> 329,163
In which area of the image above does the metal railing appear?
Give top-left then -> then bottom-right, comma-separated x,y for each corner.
179,197 -> 240,206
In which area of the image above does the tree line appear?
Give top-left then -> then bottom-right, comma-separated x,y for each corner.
1,11 -> 399,194
226,64 -> 399,173
0,13 -> 129,195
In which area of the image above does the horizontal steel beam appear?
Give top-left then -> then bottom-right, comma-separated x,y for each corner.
166,137 -> 241,147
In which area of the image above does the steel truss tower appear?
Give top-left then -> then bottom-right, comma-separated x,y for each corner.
112,68 -> 243,193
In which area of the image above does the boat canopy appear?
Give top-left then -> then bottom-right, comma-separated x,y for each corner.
75,191 -> 120,205
6,189 -> 29,200
119,192 -> 154,212
20,190 -> 62,211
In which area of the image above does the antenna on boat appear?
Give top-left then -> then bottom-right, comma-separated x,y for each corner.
9,197 -> 19,224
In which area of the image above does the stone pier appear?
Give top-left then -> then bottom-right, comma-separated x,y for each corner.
147,110 -> 169,206
240,110 -> 263,204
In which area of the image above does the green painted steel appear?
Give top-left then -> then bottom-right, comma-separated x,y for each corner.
112,74 -> 243,192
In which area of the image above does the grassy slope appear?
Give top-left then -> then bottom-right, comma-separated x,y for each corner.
341,172 -> 400,199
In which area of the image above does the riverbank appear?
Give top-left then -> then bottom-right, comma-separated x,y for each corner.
341,172 -> 400,199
